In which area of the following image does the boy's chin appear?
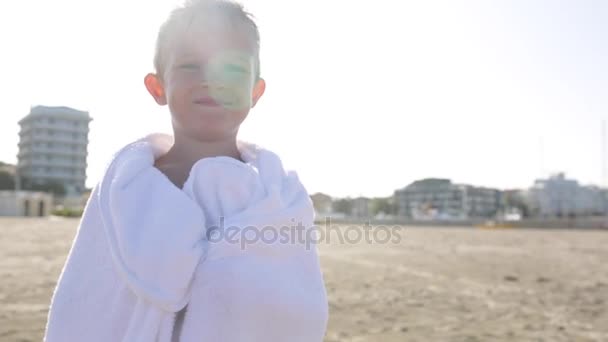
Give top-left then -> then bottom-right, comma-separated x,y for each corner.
172,108 -> 248,141
189,103 -> 250,118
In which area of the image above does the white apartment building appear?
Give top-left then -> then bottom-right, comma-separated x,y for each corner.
529,173 -> 606,217
17,106 -> 92,195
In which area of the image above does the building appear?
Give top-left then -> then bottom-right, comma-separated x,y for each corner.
461,184 -> 502,218
528,173 -> 606,217
17,106 -> 92,196
394,178 -> 500,219
0,190 -> 53,217
395,179 -> 464,219
351,197 -> 371,218
576,186 -> 606,216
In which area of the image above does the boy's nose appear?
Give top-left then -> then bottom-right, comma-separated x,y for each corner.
198,78 -> 230,90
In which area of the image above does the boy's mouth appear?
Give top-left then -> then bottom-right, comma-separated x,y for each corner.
193,96 -> 220,107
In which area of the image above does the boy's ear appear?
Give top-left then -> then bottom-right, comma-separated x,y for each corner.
144,73 -> 167,105
251,78 -> 266,108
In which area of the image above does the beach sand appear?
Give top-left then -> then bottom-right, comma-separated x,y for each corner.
0,217 -> 606,341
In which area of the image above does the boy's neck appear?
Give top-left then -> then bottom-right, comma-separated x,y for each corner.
163,132 -> 243,166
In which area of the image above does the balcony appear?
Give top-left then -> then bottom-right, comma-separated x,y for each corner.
19,124 -> 89,138
17,147 -> 87,158
19,158 -> 86,169
18,134 -> 88,146
22,170 -> 86,182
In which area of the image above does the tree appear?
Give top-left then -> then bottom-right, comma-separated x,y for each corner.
503,191 -> 532,218
0,171 -> 15,190
332,198 -> 353,215
369,197 -> 395,216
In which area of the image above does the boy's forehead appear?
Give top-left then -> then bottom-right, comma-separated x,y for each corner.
166,23 -> 254,61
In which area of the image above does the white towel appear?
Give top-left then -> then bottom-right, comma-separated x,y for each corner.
44,133 -> 328,342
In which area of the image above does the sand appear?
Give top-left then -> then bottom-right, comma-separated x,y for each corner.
0,217 -> 606,341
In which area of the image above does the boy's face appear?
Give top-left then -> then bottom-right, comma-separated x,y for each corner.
146,21 -> 265,142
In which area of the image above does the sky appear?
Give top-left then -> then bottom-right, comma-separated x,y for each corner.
0,0 -> 607,198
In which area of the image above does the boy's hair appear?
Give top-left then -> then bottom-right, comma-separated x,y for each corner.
154,0 -> 261,80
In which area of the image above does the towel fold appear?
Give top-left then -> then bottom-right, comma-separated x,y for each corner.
44,133 -> 328,342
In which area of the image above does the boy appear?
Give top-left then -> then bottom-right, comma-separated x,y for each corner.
44,1 -> 328,341
145,0 -> 266,188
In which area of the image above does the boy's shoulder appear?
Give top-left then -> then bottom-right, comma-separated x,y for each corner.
99,134 -> 170,186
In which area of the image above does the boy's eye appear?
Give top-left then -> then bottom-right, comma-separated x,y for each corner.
224,64 -> 247,74
178,63 -> 200,71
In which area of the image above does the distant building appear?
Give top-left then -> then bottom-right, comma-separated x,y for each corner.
528,173 -> 606,217
17,106 -> 92,195
351,197 -> 371,218
461,184 -> 502,218
577,186 -> 606,216
0,190 -> 53,217
394,178 -> 500,219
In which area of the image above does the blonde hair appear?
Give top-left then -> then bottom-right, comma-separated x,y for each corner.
153,0 -> 261,79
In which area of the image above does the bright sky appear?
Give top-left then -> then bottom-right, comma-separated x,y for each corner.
1,0 -> 607,198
